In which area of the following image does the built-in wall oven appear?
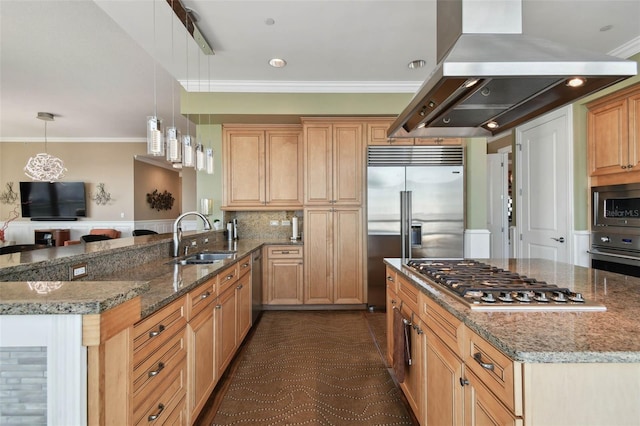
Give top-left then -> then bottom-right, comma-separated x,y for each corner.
590,183 -> 640,277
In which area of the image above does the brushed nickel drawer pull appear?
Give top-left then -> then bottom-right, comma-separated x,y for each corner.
387,275 -> 394,282
147,403 -> 165,422
200,291 -> 211,299
148,362 -> 165,378
241,262 -> 250,268
225,274 -> 234,281
215,304 -> 222,310
236,284 -> 243,290
459,377 -> 469,386
473,352 -> 495,371
148,324 -> 165,338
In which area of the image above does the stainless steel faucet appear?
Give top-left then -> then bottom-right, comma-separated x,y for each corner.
172,211 -> 212,257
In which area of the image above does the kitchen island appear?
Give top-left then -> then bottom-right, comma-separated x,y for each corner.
385,257 -> 640,425
0,232 -> 297,425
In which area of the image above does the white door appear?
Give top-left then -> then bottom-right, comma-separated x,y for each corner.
516,106 -> 573,263
487,153 -> 509,258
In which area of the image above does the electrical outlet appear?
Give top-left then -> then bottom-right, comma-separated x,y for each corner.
70,263 -> 88,280
281,220 -> 291,226
270,220 -> 279,226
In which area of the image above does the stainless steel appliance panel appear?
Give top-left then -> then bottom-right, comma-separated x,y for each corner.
366,159 -> 464,310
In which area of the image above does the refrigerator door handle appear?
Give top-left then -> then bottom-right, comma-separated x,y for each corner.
400,191 -> 412,261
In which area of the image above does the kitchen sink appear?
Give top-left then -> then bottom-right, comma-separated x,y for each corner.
168,251 -> 237,265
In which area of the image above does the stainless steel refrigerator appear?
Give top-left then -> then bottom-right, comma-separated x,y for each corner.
367,146 -> 464,310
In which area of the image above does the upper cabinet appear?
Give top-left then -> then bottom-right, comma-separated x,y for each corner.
303,119 -> 364,206
222,125 -> 303,210
365,118 -> 461,146
587,84 -> 640,185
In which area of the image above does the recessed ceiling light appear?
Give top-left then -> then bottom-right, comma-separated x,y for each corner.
265,18 -> 275,26
408,59 -> 426,69
269,58 -> 287,68
486,121 -> 499,129
566,77 -> 587,88
600,24 -> 613,32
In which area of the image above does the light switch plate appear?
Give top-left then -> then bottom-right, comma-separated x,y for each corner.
281,220 -> 291,226
70,263 -> 88,280
270,220 -> 279,226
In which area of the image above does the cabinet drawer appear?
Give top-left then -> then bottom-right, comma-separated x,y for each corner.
237,254 -> 252,278
133,297 -> 186,361
133,327 -> 186,396
187,279 -> 215,321
133,354 -> 186,426
421,293 -> 465,358
385,266 -> 397,294
397,274 -> 419,313
217,262 -> 239,294
465,329 -> 521,414
267,245 -> 303,259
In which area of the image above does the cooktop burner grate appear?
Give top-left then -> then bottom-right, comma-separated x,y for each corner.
405,259 -> 606,311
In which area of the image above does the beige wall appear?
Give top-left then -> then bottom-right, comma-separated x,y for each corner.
0,141 -> 149,223
133,160 -> 182,220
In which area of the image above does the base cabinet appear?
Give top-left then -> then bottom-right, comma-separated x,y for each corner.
264,245 -> 304,305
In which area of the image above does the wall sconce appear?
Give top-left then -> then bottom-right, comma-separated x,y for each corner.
0,182 -> 18,205
91,183 -> 113,205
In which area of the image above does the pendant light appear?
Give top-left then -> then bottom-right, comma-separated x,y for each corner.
146,0 -> 164,157
24,112 -> 67,182
195,49 -> 205,172
166,0 -> 181,164
181,10 -> 195,168
205,56 -> 214,175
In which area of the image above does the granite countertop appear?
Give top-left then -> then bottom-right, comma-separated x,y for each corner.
0,236 -> 299,317
385,258 -> 640,364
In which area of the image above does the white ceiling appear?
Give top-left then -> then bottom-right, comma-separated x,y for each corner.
1,0 -> 639,141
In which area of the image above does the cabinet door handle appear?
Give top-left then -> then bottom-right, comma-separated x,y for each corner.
148,324 -> 165,338
147,403 -> 165,422
622,165 -> 628,169
148,362 -> 165,378
387,276 -> 394,282
225,274 -> 234,281
629,164 -> 634,169
241,262 -> 250,268
200,291 -> 211,300
473,352 -> 495,371
236,284 -> 243,290
215,304 -> 222,309
459,377 -> 469,386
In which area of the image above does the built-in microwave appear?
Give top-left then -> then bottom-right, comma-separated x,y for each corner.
590,183 -> 640,277
592,183 -> 640,229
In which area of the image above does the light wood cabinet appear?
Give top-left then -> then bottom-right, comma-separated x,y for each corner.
215,285 -> 237,379
587,84 -> 640,184
235,264 -> 252,343
414,137 -> 462,146
303,119 -> 364,206
132,296 -> 187,426
365,118 -> 461,146
264,245 -> 304,305
367,119 -> 412,145
186,279 -> 216,421
303,207 -> 364,304
222,125 -> 303,209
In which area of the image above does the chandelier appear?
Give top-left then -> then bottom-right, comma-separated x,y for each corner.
24,112 -> 67,182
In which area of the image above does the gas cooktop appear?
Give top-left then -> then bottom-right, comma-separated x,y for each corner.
405,259 -> 606,312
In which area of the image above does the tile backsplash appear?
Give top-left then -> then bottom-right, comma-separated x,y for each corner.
224,211 -> 303,240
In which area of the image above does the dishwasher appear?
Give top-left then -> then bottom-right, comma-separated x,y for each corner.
251,250 -> 263,323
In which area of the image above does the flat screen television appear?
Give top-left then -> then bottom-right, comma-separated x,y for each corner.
20,181 -> 87,221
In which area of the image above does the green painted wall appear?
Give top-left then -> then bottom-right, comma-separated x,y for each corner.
465,138 -> 488,229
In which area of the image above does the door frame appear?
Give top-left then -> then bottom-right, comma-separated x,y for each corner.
515,105 -> 574,262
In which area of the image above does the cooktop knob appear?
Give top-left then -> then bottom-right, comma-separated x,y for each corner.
516,292 -> 531,302
534,292 -> 549,302
498,292 -> 513,302
552,291 -> 568,302
569,292 -> 585,303
481,293 -> 496,303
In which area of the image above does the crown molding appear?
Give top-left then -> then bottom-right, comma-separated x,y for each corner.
609,35 -> 640,58
179,79 -> 423,93
0,137 -> 146,143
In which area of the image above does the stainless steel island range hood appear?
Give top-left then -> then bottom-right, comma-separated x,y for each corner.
388,0 -> 638,139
